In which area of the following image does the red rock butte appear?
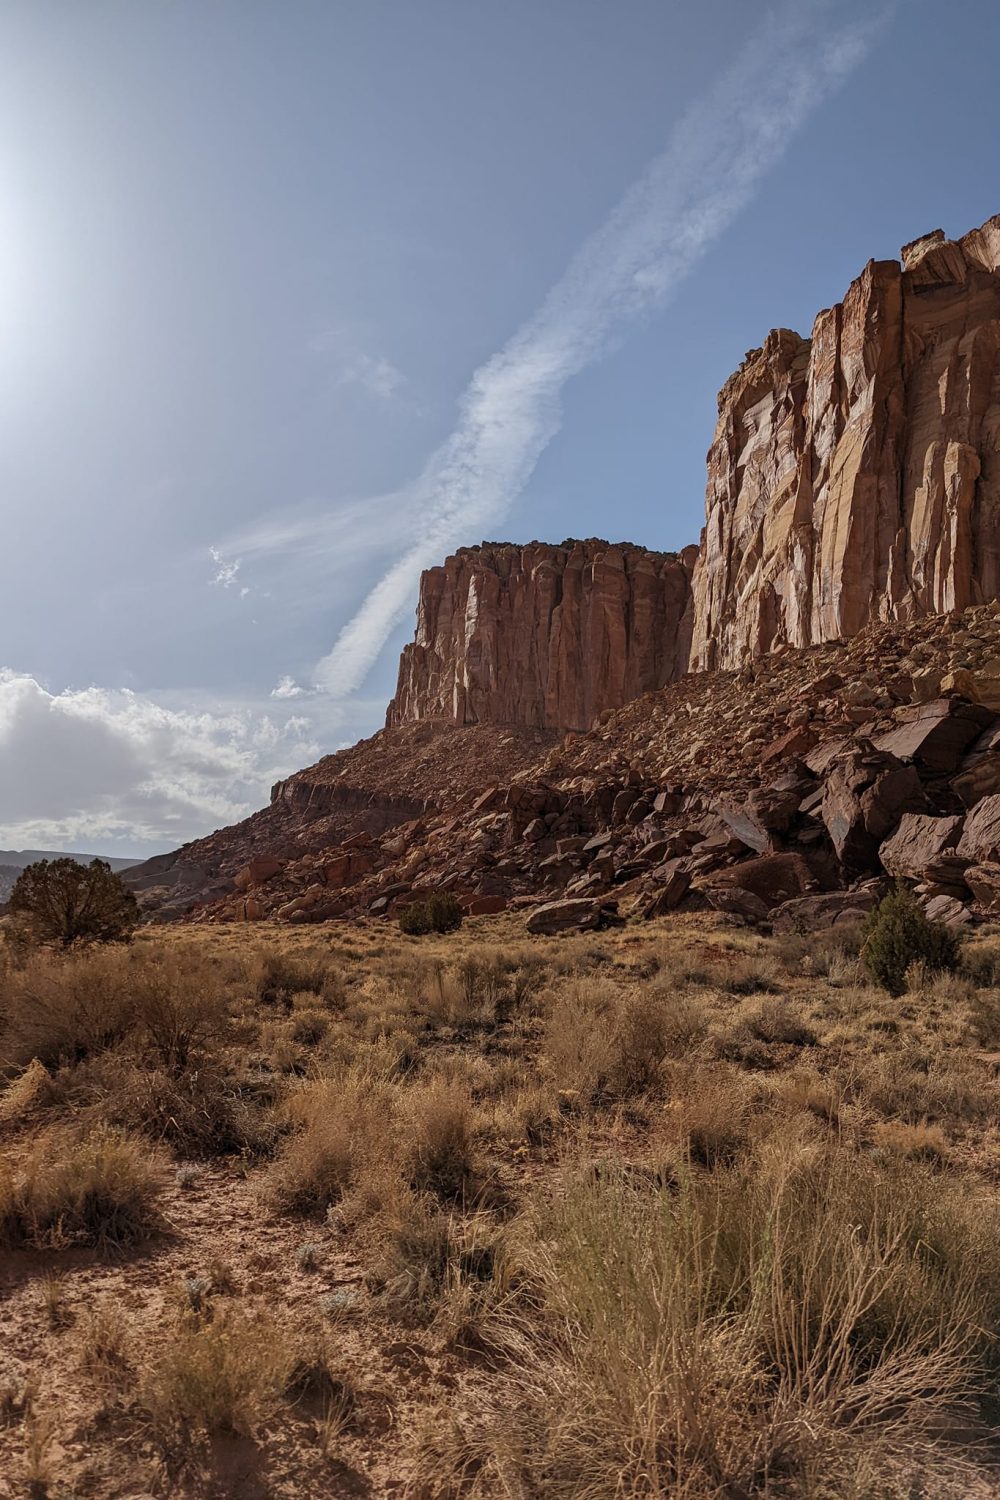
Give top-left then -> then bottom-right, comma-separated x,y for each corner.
386,539 -> 698,733
388,216 -> 1000,732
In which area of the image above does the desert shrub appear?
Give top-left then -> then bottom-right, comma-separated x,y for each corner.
75,1299 -> 132,1385
378,1193 -> 503,1322
606,991 -> 674,1097
721,957 -> 781,996
0,1125 -> 166,1250
9,858 -> 139,947
872,1120 -> 948,1161
858,1049 -> 996,1125
86,1055 -> 279,1158
263,1074 -> 388,1215
399,893 -> 463,936
0,945 -> 229,1073
463,1147 -> 1000,1498
960,940 -> 1000,990
775,921 -> 864,979
289,1005 -> 330,1045
251,948 -> 342,1008
402,1078 -> 478,1201
0,946 -> 138,1069
671,1071 -> 752,1166
740,996 -> 817,1046
127,959 -> 229,1071
542,980 -> 616,1102
141,1308 -> 296,1437
862,885 -> 960,996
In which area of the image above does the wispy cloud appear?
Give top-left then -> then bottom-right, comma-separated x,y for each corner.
208,545 -> 243,589
338,352 -> 405,400
311,327 -> 406,400
313,1 -> 891,698
271,675 -> 307,700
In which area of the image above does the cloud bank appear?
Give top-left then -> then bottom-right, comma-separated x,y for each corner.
315,1 -> 890,698
0,671 -> 322,852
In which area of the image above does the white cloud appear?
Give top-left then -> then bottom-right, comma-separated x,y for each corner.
208,545 -> 243,589
310,325 -> 406,400
0,670 -> 323,851
313,0 -> 892,698
271,675 -> 307,700
338,353 -> 405,400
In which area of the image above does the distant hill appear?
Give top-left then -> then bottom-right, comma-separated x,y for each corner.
0,849 -> 141,873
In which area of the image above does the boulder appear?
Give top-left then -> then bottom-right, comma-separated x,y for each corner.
716,782 -> 803,854
878,813 -> 963,879
873,699 -> 993,774
921,852 -> 972,897
699,852 -> 818,909
821,747 -> 926,870
770,889 -> 878,933
952,754 -> 1000,807
957,796 -> 1000,864
322,850 -> 374,889
463,894 -> 507,915
922,894 -> 973,926
525,897 -> 620,935
639,865 -> 691,917
232,855 -> 286,892
964,862 -> 1000,913
758,727 -> 818,765
701,887 -> 771,923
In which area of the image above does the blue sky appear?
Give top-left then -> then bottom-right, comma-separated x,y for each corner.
1,0 -> 999,854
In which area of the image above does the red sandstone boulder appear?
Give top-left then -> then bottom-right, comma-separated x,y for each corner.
525,897 -> 620,935
878,813 -> 963,879
758,727 -> 818,765
957,796 -> 1000,865
702,887 -> 771,923
964,862 -> 1000,913
638,863 -> 691,917
873,699 -> 993,773
233,856 -> 286,892
921,894 -> 972,926
699,852 -> 818,910
821,747 -> 926,870
770,889 -> 878,933
464,894 -> 507,915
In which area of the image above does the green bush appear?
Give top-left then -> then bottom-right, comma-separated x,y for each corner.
9,858 -> 139,947
399,892 -> 464,936
861,885 -> 960,996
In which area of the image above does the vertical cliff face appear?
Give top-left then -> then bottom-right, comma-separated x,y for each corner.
689,216 -> 1000,670
388,217 -> 1000,734
386,539 -> 697,733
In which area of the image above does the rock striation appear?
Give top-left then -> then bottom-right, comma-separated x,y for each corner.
690,217 -> 1000,670
387,539 -> 697,733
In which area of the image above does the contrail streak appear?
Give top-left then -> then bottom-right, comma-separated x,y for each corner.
315,1 -> 892,697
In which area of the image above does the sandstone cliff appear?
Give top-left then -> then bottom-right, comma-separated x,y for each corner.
689,217 -> 1000,670
386,539 -> 697,733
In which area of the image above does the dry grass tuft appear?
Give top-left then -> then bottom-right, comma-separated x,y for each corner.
0,1125 -> 166,1250
141,1307 -> 297,1438
419,1146 -> 1000,1499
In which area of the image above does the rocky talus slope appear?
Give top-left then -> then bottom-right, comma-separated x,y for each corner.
126,722 -> 553,920
177,601 -> 1000,932
387,539 -> 696,732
